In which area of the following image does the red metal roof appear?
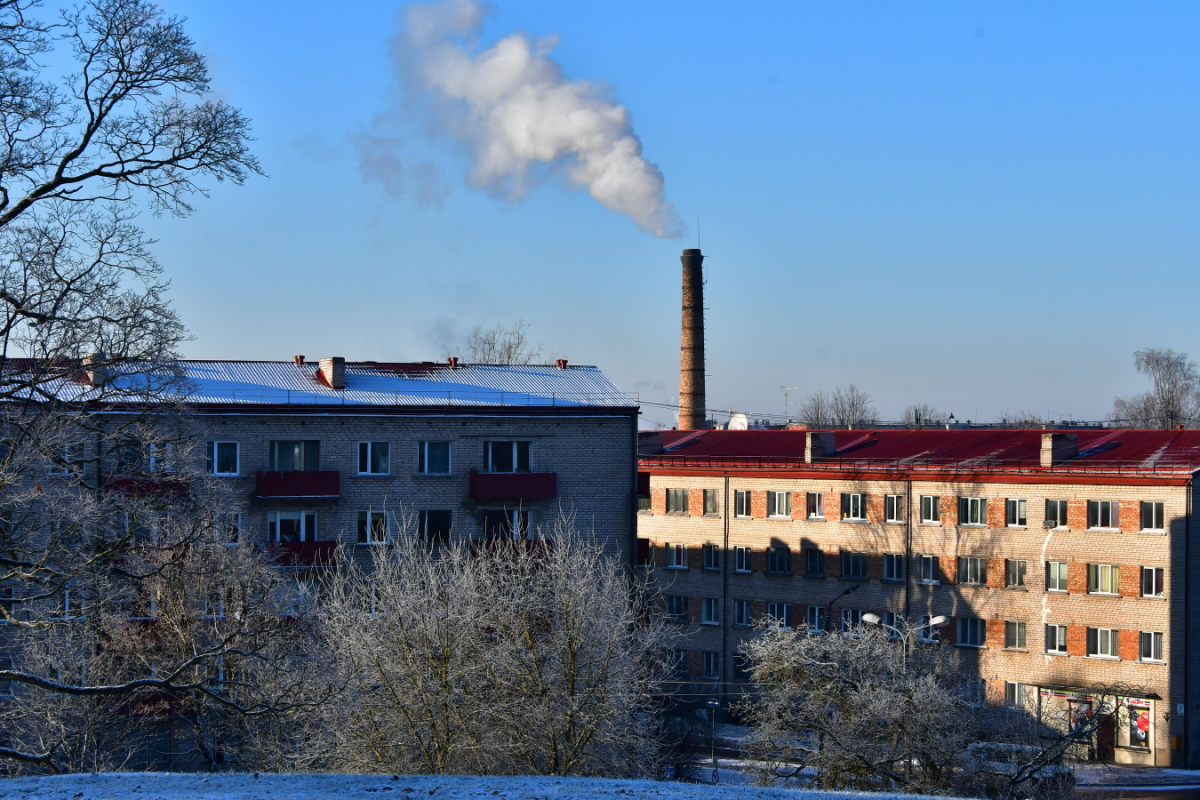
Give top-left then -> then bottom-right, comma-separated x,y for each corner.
639,429 -> 1200,479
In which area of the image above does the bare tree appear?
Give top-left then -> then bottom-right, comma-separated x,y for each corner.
448,320 -> 545,365
902,403 -> 948,427
798,390 -> 832,428
309,511 -> 673,777
998,411 -> 1046,429
831,385 -> 876,428
1112,348 -> 1200,429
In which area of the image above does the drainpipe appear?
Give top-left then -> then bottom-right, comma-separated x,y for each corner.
905,477 -> 913,619
722,472 -> 730,703
1186,477 -> 1192,767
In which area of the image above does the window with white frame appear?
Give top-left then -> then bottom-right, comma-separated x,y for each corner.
920,495 -> 940,523
734,599 -> 750,627
702,543 -> 720,571
666,543 -> 687,569
204,587 -> 228,619
357,441 -> 389,474
357,510 -> 388,544
840,551 -> 866,579
1005,559 -> 1026,588
418,441 -> 451,474
767,602 -> 792,628
884,495 -> 904,523
1005,682 -> 1026,709
269,511 -> 317,542
221,512 -> 241,546
1045,624 -> 1068,654
805,548 -> 824,577
918,615 -> 941,642
734,546 -> 751,573
919,555 -> 937,583
841,608 -> 864,633
734,490 -> 751,518
958,618 -> 985,647
703,489 -> 718,515
1087,564 -> 1120,595
1045,499 -> 1068,528
664,595 -> 688,624
883,553 -> 904,581
767,546 -> 791,574
1087,627 -> 1120,658
959,497 -> 986,526
666,489 -> 688,514
418,510 -> 452,543
1087,500 -> 1119,530
1141,502 -> 1164,531
482,510 -> 529,541
1140,631 -> 1164,662
1046,561 -> 1068,592
807,492 -> 824,519
806,606 -> 826,631
269,440 -> 319,471
206,441 -> 239,476
1005,498 -> 1027,527
1141,567 -> 1164,598
701,651 -> 719,679
702,598 -> 720,625
1005,621 -> 1027,649
666,648 -> 687,674
958,556 -> 986,586
841,493 -> 866,521
767,490 -> 791,518
485,441 -> 530,473
882,611 -> 902,637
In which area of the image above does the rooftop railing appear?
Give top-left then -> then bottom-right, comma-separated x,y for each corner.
174,388 -> 641,408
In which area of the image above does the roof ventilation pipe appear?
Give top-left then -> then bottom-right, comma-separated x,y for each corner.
82,352 -> 107,387
319,357 -> 345,390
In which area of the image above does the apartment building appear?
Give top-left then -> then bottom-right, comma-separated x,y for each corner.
637,428 -> 1200,768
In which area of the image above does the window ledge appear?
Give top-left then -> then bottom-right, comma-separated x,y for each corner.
1139,659 -> 1166,665
702,513 -> 721,519
733,569 -> 752,575
1046,589 -> 1068,595
702,567 -> 721,573
804,574 -> 826,580
956,643 -> 986,649
665,565 -> 688,571
1138,530 -> 1167,535
356,542 -> 389,547
733,624 -> 751,629
1086,654 -> 1120,661
840,518 -> 868,524
838,576 -> 867,582
1004,586 -> 1029,592
733,515 -> 752,521
700,621 -> 719,627
1004,648 -> 1029,653
413,473 -> 453,478
1140,595 -> 1167,601
960,583 -> 988,589
917,579 -> 941,586
1087,528 -> 1121,533
353,473 -> 394,478
766,516 -> 791,521
766,571 -> 792,577
919,522 -> 942,527
883,520 -> 905,526
959,524 -> 987,529
1006,525 -> 1028,530
665,512 -> 690,517
807,516 -> 826,521
1087,593 -> 1121,598
1044,651 -> 1069,658
881,578 -> 905,584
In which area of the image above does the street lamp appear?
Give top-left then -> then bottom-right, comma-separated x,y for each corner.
861,614 -> 948,670
824,583 -> 861,633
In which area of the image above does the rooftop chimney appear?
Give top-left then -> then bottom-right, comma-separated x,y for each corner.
679,248 -> 705,430
293,355 -> 305,366
82,352 -> 107,387
319,357 -> 345,390
447,356 -> 459,368
1040,433 -> 1078,467
556,359 -> 568,369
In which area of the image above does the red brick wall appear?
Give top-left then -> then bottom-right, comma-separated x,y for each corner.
938,556 -> 958,584
687,545 -> 702,570
651,487 -> 666,514
1119,565 -> 1141,597
939,618 -> 957,645
1067,562 -> 1087,594
1118,630 -> 1140,662
1067,500 -> 1086,529
1119,501 -> 1140,533
751,547 -> 766,574
987,557 -> 1005,588
942,496 -> 959,526
987,499 -> 1004,529
751,490 -> 767,520
986,618 -> 1006,649
827,549 -> 842,578
653,542 -> 667,568
791,491 -> 805,520
867,493 -> 883,523
791,549 -> 803,577
1066,625 -> 1086,656
867,554 -> 884,581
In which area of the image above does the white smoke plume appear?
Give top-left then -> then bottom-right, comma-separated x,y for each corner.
376,0 -> 684,238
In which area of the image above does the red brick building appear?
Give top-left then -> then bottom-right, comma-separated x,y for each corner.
637,428 -> 1200,767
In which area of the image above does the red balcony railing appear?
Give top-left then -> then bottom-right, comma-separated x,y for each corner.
274,541 -> 338,567
469,472 -> 557,501
256,471 -> 340,499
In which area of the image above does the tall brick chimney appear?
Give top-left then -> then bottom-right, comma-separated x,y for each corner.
679,248 -> 706,430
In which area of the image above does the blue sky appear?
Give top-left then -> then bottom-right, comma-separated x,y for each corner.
146,1 -> 1200,428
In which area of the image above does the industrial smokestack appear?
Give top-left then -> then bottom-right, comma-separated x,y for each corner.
679,248 -> 706,430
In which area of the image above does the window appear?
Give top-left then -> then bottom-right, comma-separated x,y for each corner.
666,489 -> 688,515
1046,561 -> 1068,592
958,618 -> 985,647
958,557 -> 986,586
636,539 -> 651,567
767,546 -> 791,574
918,615 -> 941,642
1087,627 -> 1120,658
734,490 -> 751,518
0,585 -> 14,622
841,608 -> 864,633
1005,499 -> 1027,527
702,544 -> 720,571
920,495 -> 940,523
418,441 -> 451,474
221,512 -> 241,546
666,543 -> 687,569
1087,564 -> 1120,595
1141,567 -> 1164,598
637,495 -> 651,512
703,489 -> 718,515
666,648 -> 687,674
1087,500 -> 1119,530
734,599 -> 751,627
0,656 -> 12,696
1005,559 -> 1027,588
733,654 -> 752,682
884,495 -> 904,523
206,441 -> 239,476
734,546 -> 751,573
269,440 -> 319,471
204,587 -> 227,619
357,442 -> 389,474
883,554 -> 904,581
418,510 -> 452,543
357,510 -> 388,544
1140,631 -> 1164,662
702,598 -> 720,625
701,651 -> 720,679
806,606 -> 827,631
482,510 -> 529,541
767,490 -> 791,518
882,611 -> 902,637
1045,624 -> 1068,654
959,497 -> 987,526
1005,621 -> 1027,649
1141,502 -> 1165,531
919,555 -> 937,583
841,493 -> 866,521
118,440 -> 175,473
840,551 -> 866,579
767,602 -> 793,628
485,441 -> 531,473
665,595 -> 688,624
805,548 -> 825,577
269,511 -> 317,542
1006,682 -> 1026,709
1045,499 -> 1068,528
807,492 -> 824,519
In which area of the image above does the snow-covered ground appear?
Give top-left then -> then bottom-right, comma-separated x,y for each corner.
0,772 -> 950,800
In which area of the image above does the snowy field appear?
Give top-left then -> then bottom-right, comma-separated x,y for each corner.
0,772 -> 949,800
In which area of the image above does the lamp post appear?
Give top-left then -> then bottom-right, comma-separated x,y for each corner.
824,583 -> 861,633
861,613 -> 948,671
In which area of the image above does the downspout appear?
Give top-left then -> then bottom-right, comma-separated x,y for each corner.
1185,477 -> 1192,767
905,476 -> 913,619
631,412 -> 639,568
722,472 -> 730,704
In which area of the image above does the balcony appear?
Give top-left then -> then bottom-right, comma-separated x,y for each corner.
256,471 -> 340,499
469,472 -> 557,501
274,541 -> 338,567
103,472 -> 189,498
